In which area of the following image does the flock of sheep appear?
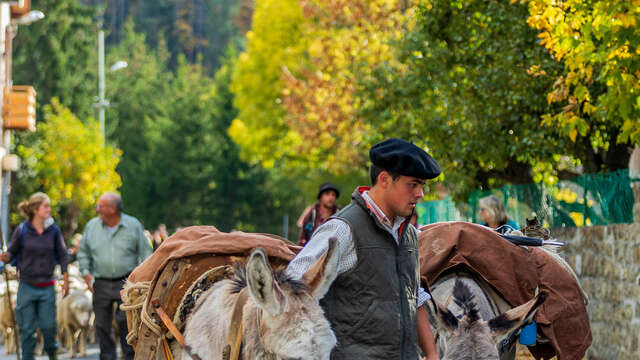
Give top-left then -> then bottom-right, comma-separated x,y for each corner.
0,263 -> 118,358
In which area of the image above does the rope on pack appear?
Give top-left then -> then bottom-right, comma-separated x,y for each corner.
120,280 -> 161,343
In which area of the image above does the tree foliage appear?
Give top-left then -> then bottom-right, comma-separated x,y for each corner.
103,23 -> 304,233
521,0 -> 640,153
279,0 -> 415,173
138,54 -> 304,233
231,0 -> 637,200
102,19 -> 172,221
231,0 -> 565,196
229,0 -> 308,169
12,0 -> 97,117
99,0 -> 251,72
230,0 -> 414,173
10,1 -> 306,238
14,99 -> 122,238
359,0 -> 573,197
14,0 -> 639,237
362,0 -> 634,196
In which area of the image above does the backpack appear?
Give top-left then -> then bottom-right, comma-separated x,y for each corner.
9,222 -> 61,267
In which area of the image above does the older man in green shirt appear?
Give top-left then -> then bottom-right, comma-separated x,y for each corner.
78,192 -> 152,360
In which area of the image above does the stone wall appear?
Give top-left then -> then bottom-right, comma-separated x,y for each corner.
552,224 -> 640,359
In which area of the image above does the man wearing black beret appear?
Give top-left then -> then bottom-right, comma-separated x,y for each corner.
287,138 -> 440,359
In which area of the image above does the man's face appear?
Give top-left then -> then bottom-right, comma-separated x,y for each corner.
96,196 -> 116,222
319,190 -> 337,208
383,175 -> 425,218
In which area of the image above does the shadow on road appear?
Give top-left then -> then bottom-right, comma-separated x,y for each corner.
0,343 -> 100,359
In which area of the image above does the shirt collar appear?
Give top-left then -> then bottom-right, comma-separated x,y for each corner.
361,190 -> 406,229
101,217 -> 124,228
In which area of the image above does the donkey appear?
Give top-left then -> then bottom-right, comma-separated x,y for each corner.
181,238 -> 339,360
430,276 -> 546,360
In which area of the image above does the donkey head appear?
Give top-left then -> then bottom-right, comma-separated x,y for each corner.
434,280 -> 546,360
239,238 -> 339,359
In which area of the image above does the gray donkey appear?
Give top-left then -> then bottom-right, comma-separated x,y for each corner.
431,276 -> 546,360
182,238 -> 339,360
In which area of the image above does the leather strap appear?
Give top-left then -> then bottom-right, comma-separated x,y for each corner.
152,300 -> 203,360
223,288 -> 249,360
161,338 -> 174,360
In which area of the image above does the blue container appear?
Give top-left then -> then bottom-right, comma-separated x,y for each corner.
519,320 -> 537,345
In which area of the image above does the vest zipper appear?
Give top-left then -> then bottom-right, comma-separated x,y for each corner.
397,218 -> 410,359
396,246 -> 405,360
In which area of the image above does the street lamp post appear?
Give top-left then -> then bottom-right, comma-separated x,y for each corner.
95,29 -> 127,141
1,9 -> 45,360
1,10 -> 46,246
98,29 -> 106,138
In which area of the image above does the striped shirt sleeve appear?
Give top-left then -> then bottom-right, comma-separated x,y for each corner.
286,218 -> 356,279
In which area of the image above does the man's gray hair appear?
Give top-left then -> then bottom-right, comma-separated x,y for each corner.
103,192 -> 123,212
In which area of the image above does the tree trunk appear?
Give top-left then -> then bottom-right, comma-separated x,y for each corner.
59,202 -> 81,244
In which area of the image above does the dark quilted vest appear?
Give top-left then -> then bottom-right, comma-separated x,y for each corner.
320,189 -> 420,359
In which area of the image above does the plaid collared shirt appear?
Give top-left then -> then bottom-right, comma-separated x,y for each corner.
287,191 -> 430,306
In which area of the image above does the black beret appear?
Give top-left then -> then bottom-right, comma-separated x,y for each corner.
369,138 -> 441,179
317,182 -> 340,199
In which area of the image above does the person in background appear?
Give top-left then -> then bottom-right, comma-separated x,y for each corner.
478,195 -> 519,233
296,204 -> 313,229
144,229 -> 153,248
297,182 -> 341,246
77,192 -> 152,360
152,223 -> 169,250
1,192 -> 69,360
68,233 -> 83,263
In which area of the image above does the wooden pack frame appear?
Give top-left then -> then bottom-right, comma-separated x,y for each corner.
121,253 -> 290,360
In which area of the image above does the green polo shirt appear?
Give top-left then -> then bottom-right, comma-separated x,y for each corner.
78,213 -> 153,279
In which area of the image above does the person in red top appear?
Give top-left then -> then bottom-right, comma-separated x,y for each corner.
297,182 -> 341,246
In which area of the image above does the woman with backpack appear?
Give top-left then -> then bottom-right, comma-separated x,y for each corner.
1,192 -> 69,360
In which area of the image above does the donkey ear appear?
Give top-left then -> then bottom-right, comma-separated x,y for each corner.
302,237 -> 340,300
488,292 -> 547,341
433,299 -> 458,333
246,248 -> 286,316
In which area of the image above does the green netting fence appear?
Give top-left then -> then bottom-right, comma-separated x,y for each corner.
417,169 -> 635,228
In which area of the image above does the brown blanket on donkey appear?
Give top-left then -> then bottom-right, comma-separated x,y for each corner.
126,223 -> 589,359
122,226 -> 302,359
419,221 -> 591,360
128,225 -> 301,283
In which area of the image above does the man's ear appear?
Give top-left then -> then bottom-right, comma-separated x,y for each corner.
377,170 -> 391,188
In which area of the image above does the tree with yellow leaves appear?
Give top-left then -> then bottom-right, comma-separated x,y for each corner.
521,0 -> 640,147
230,0 -> 414,173
230,0 -> 308,169
14,99 -> 122,239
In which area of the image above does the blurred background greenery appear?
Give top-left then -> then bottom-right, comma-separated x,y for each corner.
10,0 -> 640,241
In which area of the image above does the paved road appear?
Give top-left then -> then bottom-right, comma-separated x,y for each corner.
0,343 -> 100,359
